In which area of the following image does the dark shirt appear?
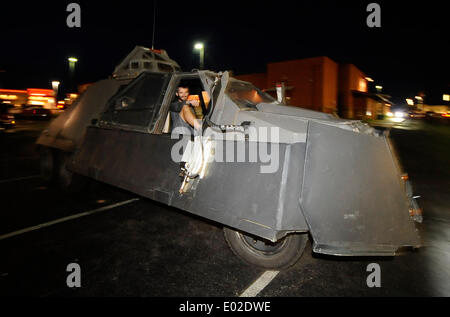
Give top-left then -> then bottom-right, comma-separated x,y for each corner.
170,100 -> 187,113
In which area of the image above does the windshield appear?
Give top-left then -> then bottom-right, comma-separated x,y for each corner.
225,78 -> 276,109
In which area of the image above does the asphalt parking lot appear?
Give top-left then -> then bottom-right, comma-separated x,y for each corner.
0,119 -> 449,298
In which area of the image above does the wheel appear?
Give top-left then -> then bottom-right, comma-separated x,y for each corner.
223,227 -> 308,270
39,146 -> 55,183
55,151 -> 86,192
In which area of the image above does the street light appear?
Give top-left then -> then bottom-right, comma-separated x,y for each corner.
406,98 -> 414,106
194,42 -> 204,70
68,57 -> 78,72
375,85 -> 383,92
443,94 -> 450,102
52,81 -> 60,98
68,57 -> 78,92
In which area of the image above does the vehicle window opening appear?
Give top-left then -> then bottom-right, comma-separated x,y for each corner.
100,72 -> 168,128
225,79 -> 275,109
164,77 -> 211,134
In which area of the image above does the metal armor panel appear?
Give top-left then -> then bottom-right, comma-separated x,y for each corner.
300,121 -> 421,256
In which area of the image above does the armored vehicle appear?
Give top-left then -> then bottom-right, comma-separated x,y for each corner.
37,48 -> 422,269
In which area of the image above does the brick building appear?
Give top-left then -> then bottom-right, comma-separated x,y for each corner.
338,64 -> 392,120
234,57 -> 392,119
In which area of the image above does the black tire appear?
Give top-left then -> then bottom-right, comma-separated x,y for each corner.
223,227 -> 308,270
55,151 -> 86,192
39,146 -> 55,183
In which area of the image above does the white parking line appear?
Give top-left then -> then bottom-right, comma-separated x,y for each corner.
0,198 -> 140,241
0,175 -> 41,184
239,270 -> 280,297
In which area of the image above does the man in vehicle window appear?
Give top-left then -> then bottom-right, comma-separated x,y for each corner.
170,85 -> 201,132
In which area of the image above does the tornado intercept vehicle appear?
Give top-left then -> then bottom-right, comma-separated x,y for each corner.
37,49 -> 422,269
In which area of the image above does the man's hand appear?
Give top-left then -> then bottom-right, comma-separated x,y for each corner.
187,100 -> 200,107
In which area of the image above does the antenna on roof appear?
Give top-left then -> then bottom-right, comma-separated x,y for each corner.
152,0 -> 157,50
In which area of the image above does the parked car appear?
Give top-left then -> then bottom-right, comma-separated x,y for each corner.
439,112 -> 450,124
19,106 -> 52,120
425,111 -> 437,117
424,111 -> 450,124
408,111 -> 425,119
0,103 -> 16,128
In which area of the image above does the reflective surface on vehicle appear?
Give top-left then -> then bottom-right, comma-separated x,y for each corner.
225,79 -> 276,109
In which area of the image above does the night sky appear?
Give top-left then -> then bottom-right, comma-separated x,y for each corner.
0,0 -> 449,106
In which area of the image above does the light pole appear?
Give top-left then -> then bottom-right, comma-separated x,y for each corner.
52,81 -> 60,97
194,43 -> 204,70
68,57 -> 78,92
68,57 -> 78,73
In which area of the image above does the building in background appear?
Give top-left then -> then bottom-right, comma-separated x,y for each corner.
26,88 -> 56,108
338,64 -> 392,120
0,88 -> 56,110
235,56 -> 338,114
421,104 -> 450,113
0,89 -> 28,107
416,92 -> 450,114
234,57 -> 393,120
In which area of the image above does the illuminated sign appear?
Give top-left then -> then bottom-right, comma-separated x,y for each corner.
29,96 -> 51,101
0,89 -> 27,94
29,101 -> 45,105
27,88 -> 54,96
0,94 -> 18,100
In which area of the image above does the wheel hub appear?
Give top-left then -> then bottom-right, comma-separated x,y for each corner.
239,233 -> 287,255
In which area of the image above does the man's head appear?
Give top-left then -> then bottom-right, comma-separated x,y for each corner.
176,86 -> 190,101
